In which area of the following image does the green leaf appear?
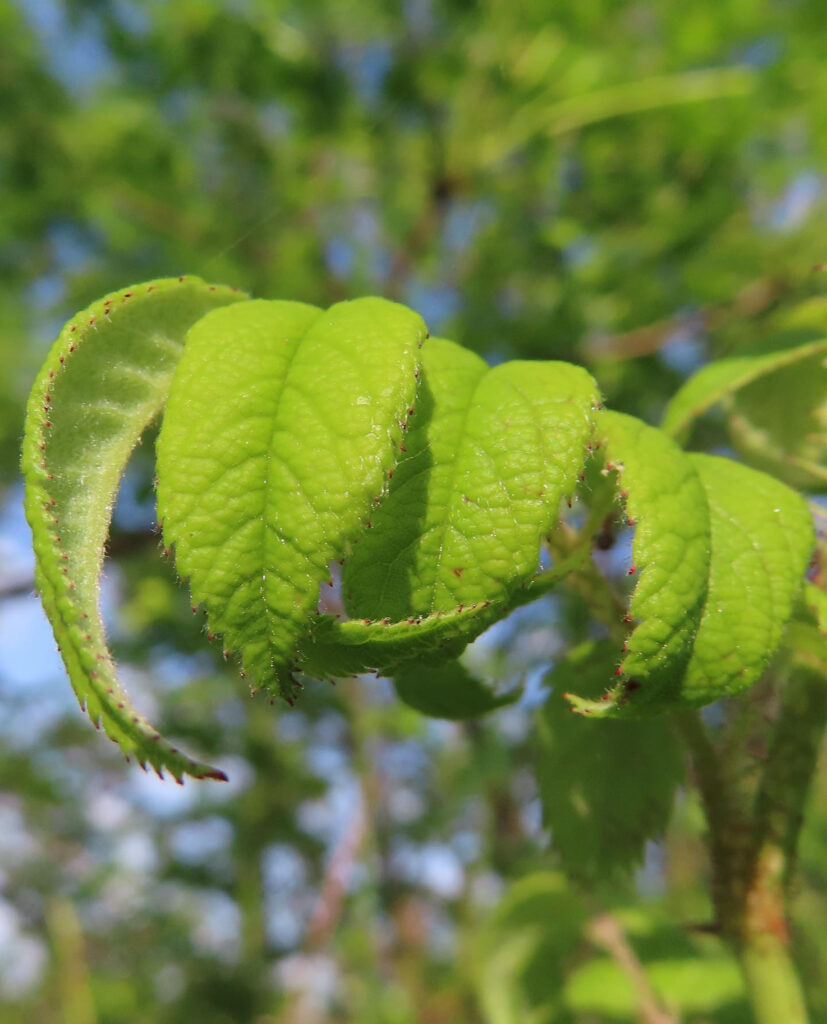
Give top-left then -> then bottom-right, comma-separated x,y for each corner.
662,336 -> 827,441
474,872 -> 587,1024
568,449 -> 814,716
538,642 -> 683,881
728,349 -> 827,491
22,276 -> 247,782
679,455 -> 814,700
343,337 -> 600,620
156,298 -> 426,698
300,598 -> 506,680
567,410 -> 711,716
393,657 -> 520,720
564,950 -> 746,1019
301,515 -> 598,683
662,330 -> 827,491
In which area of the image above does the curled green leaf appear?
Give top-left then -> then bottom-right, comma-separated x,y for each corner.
566,410 -> 711,716
301,599 -> 505,680
568,446 -> 814,717
343,337 -> 600,619
22,277 -> 247,781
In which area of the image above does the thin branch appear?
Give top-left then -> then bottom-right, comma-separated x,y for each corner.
584,274 -> 788,363
675,711 -> 751,940
303,793 -> 366,950
587,913 -> 679,1024
0,576 -> 35,600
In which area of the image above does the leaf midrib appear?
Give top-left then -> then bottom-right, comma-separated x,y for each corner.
259,309 -> 324,669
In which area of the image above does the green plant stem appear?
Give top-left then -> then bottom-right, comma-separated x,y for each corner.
676,711 -> 749,937
47,896 -> 97,1024
751,665 -> 827,882
739,935 -> 810,1024
734,663 -> 827,1024
678,674 -> 827,1024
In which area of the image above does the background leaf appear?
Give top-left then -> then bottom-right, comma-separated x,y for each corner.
393,658 -> 520,720
663,313 -> 827,492
538,642 -> 684,881
473,872 -> 587,1024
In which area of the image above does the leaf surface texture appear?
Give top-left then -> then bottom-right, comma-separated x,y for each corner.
157,298 -> 426,696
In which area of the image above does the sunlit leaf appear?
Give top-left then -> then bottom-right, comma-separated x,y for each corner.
22,277 -> 246,781
156,298 -> 426,698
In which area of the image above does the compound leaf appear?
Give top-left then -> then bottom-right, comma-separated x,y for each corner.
156,298 -> 426,698
22,276 -> 246,782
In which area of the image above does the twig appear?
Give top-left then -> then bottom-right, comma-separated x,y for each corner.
303,792 -> 366,950
675,711 -> 750,940
587,912 -> 679,1024
584,275 -> 788,363
0,529 -> 161,602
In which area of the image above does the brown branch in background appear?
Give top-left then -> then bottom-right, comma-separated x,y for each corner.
385,165 -> 461,301
0,529 -> 160,602
303,794 -> 366,951
587,913 -> 679,1024
585,274 -> 789,362
0,575 -> 35,600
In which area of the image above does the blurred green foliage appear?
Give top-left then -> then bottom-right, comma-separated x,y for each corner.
1,0 -> 826,1021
